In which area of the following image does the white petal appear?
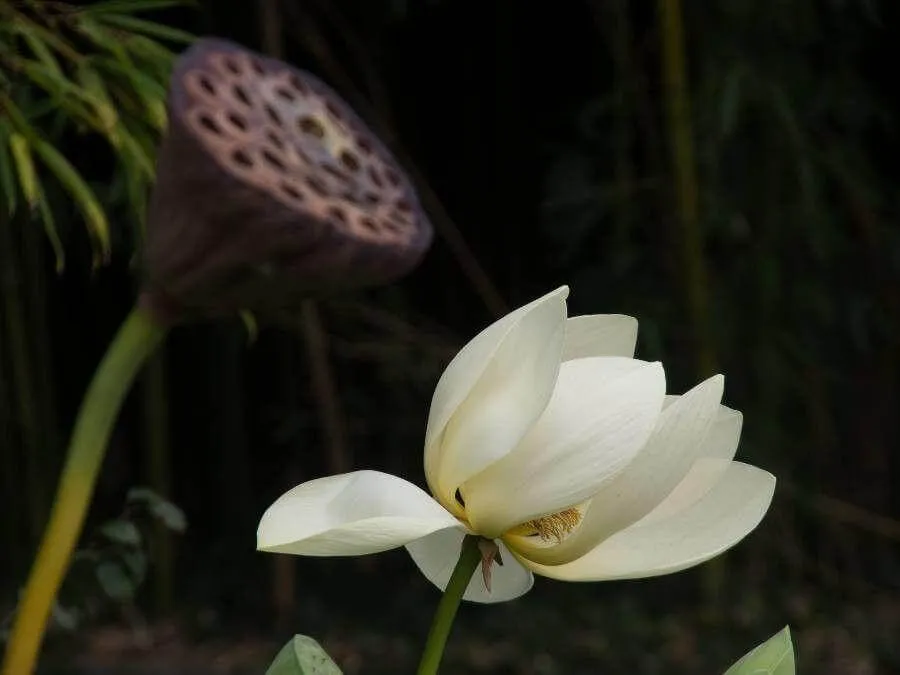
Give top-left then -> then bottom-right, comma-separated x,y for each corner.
425,287 -> 568,510
520,462 -> 775,581
463,357 -> 666,538
563,314 -> 638,361
257,471 -> 461,556
521,375 -> 725,564
406,528 -> 533,603
638,405 -> 743,525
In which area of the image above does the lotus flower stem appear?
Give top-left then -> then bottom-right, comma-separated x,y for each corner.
416,535 -> 482,675
2,304 -> 169,675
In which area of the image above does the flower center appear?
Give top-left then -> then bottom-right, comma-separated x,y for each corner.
517,508 -> 582,543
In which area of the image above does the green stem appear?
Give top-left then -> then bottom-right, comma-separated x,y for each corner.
416,535 -> 482,675
2,304 -> 169,675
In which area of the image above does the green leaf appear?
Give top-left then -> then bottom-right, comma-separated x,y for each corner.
96,14 -> 195,44
119,548 -> 148,585
8,132 -> 40,209
14,58 -> 107,129
724,627 -> 795,675
29,137 -> 111,265
36,189 -> 65,273
76,64 -> 120,138
265,636 -> 342,675
97,57 -> 169,131
0,123 -> 18,216
16,27 -> 64,75
127,487 -> 188,532
99,520 -> 142,547
95,561 -> 136,602
75,17 -> 134,67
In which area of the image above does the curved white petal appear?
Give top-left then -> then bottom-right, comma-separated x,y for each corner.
638,405 -> 743,525
521,375 -> 725,564
426,287 -> 568,510
406,528 -> 533,603
463,357 -> 666,538
257,471 -> 460,556
563,314 -> 638,361
520,462 -> 775,581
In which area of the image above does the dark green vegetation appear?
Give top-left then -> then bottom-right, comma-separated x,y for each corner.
2,0 -> 898,672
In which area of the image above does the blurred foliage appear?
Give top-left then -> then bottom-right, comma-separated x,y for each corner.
0,488 -> 185,643
0,0 -> 194,268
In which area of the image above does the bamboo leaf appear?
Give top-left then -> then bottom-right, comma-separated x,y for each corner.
29,138 -> 111,265
9,133 -> 40,209
75,64 -> 120,139
94,14 -> 195,44
5,15 -> 83,64
16,27 -> 64,75
0,122 -> 18,216
75,17 -> 134,67
123,34 -> 177,70
97,58 -> 168,131
36,189 -> 66,273
14,58 -> 106,129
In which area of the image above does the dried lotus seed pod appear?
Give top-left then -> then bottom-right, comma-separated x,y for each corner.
142,37 -> 432,318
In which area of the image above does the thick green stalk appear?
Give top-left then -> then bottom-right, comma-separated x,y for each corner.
416,536 -> 481,675
2,305 -> 169,675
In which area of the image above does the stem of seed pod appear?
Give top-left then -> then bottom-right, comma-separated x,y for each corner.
2,305 -> 169,675
416,534 -> 482,675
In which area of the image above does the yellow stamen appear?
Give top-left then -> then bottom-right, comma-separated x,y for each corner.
521,508 -> 582,543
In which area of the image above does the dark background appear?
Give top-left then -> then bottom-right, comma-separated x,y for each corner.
2,1 -> 899,672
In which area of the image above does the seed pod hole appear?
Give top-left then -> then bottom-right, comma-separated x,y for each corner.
280,181 -> 305,201
339,150 -> 360,173
232,149 -> 254,168
226,112 -> 248,131
276,87 -> 296,102
305,176 -> 328,197
199,76 -> 216,96
262,149 -> 287,171
224,57 -> 242,75
198,114 -> 222,135
367,167 -> 383,188
298,116 -> 325,138
329,206 -> 347,225
325,100 -> 344,122
323,165 -> 351,185
264,105 -> 284,127
289,74 -> 309,94
233,85 -> 252,107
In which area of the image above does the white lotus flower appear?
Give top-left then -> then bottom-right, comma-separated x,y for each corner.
257,287 -> 775,603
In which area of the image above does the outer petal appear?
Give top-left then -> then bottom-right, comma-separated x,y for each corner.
425,287 -> 568,510
638,405 -> 742,525
257,471 -> 461,556
406,528 -> 533,603
563,314 -> 638,361
463,357 -> 666,538
519,462 -> 775,581
520,375 -> 725,565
